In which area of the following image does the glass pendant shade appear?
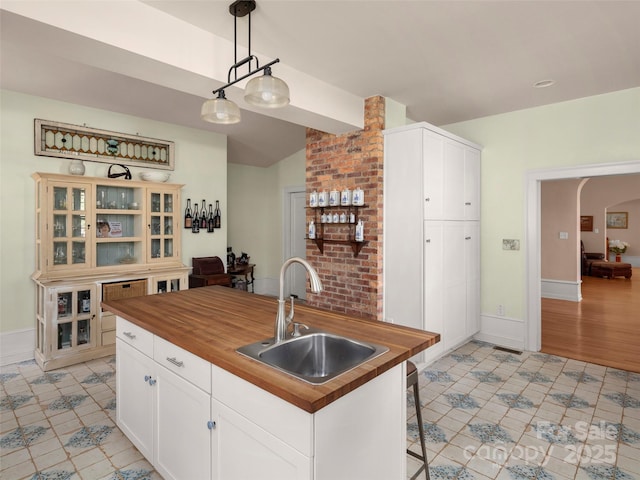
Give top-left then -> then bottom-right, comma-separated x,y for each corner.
244,68 -> 290,108
201,91 -> 241,124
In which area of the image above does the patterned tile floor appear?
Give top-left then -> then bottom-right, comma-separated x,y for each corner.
1,340 -> 638,479
407,341 -> 640,480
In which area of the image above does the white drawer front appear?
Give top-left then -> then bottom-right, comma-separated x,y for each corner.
116,317 -> 153,357
154,336 -> 211,393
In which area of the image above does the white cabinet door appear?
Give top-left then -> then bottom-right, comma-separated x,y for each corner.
155,364 -> 212,480
422,130 -> 445,220
116,340 -> 155,460
465,222 -> 481,336
442,222 -> 467,349
423,221 -> 445,363
442,141 -> 466,220
211,399 -> 311,480
464,148 -> 481,221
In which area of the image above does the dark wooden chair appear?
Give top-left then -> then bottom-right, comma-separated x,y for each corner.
189,256 -> 232,288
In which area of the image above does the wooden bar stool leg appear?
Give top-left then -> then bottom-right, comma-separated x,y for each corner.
407,361 -> 430,480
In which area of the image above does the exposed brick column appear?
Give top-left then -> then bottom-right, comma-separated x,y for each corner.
305,96 -> 385,320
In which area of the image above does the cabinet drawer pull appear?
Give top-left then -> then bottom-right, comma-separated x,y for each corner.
425,197 -> 430,202
166,356 -> 184,367
425,239 -> 431,243
144,375 -> 151,383
465,236 -> 472,240
123,331 -> 136,340
148,378 -> 156,386
465,202 -> 472,205
207,420 -> 216,430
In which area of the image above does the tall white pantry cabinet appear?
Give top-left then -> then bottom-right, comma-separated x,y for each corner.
383,122 -> 481,365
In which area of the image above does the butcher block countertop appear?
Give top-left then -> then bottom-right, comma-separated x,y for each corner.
102,286 -> 439,413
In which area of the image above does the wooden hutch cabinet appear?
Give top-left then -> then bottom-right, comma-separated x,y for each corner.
32,173 -> 189,370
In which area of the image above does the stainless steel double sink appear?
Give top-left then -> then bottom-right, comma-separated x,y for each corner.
237,328 -> 388,384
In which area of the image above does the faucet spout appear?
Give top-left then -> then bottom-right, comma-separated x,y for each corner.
274,257 -> 323,343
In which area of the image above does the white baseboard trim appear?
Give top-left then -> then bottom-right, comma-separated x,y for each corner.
475,314 -> 526,351
541,278 -> 581,302
1,328 -> 35,366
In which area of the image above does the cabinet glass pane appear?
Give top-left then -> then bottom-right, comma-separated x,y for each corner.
54,187 -> 67,210
96,242 -> 140,266
151,239 -> 161,258
71,241 -> 86,264
53,242 -> 68,265
151,216 -> 161,235
72,215 -> 86,238
72,188 -> 86,211
164,239 -> 173,258
53,215 -> 67,237
164,194 -> 174,213
58,322 -> 72,350
151,193 -> 161,213
77,290 -> 91,315
157,280 -> 168,293
57,292 -> 72,318
170,279 -> 180,291
164,217 -> 173,235
78,319 -> 90,345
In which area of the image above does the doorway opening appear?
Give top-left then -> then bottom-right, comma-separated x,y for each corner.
525,159 -> 640,352
283,186 -> 307,300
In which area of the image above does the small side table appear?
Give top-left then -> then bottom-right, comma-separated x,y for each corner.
228,263 -> 256,292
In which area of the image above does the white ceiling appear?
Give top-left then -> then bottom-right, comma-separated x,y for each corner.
2,1 -> 639,167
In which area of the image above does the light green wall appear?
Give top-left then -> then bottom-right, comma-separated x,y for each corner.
0,89 -> 227,333
443,87 -> 640,320
227,149 -> 305,292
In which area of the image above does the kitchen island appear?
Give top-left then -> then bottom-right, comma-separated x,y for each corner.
103,286 -> 439,480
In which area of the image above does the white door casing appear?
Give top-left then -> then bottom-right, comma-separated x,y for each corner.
283,187 -> 307,300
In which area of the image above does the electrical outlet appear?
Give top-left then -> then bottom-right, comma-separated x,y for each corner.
497,304 -> 505,316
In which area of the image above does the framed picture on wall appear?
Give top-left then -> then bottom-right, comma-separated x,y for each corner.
606,212 -> 628,229
580,215 -> 593,232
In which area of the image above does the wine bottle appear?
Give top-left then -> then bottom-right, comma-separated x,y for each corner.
200,199 -> 207,229
214,200 -> 221,229
207,204 -> 215,233
184,199 -> 192,229
192,203 -> 200,233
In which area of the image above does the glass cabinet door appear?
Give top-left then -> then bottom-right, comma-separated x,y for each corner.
154,277 -> 183,294
148,190 -> 177,262
55,286 -> 95,353
50,184 -> 90,269
95,184 -> 143,267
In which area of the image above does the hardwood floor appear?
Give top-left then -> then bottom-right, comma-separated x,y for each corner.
541,267 -> 640,373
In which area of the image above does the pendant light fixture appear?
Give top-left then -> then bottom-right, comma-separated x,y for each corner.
201,0 -> 290,124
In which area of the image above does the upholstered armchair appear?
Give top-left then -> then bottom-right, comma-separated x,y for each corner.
189,256 -> 232,288
581,241 -> 605,275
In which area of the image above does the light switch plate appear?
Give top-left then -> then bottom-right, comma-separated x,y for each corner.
503,239 -> 520,250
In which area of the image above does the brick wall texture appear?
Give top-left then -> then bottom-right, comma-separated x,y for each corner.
305,96 -> 385,320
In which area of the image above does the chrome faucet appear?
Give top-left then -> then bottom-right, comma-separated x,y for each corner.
274,257 -> 323,343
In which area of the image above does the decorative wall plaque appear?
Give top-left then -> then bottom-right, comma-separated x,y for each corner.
34,119 -> 175,170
